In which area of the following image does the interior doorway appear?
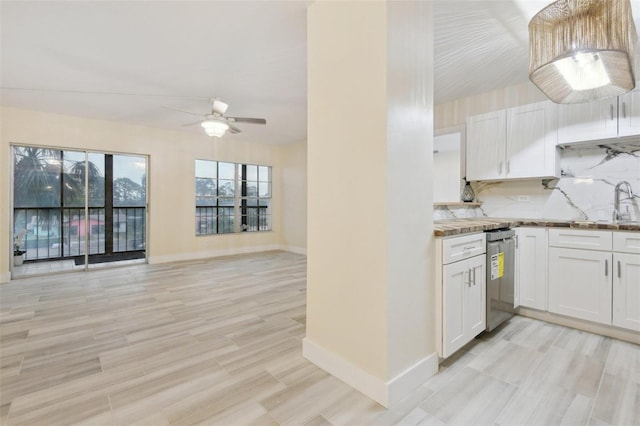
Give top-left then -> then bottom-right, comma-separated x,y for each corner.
11,146 -> 148,277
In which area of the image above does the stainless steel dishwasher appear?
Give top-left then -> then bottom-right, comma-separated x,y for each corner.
485,228 -> 516,332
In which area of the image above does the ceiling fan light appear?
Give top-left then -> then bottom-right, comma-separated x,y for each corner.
529,0 -> 637,104
201,119 -> 229,137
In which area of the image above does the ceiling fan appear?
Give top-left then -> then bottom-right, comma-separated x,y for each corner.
165,98 -> 266,137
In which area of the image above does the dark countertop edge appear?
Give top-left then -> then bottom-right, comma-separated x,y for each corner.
434,219 -> 640,237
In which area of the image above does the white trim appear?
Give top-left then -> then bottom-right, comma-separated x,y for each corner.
303,337 -> 438,408
387,352 -> 438,407
281,245 -> 307,256
303,337 -> 388,406
0,271 -> 10,284
148,244 -> 282,264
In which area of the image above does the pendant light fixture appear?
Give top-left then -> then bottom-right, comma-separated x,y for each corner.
529,0 -> 637,104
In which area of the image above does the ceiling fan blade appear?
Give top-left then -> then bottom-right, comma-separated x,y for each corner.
182,120 -> 203,127
163,105 -> 204,117
227,117 -> 267,125
227,124 -> 242,134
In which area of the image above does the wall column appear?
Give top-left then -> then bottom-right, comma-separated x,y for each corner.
305,0 -> 436,407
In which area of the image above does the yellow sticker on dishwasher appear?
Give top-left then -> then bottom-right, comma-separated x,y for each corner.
490,252 -> 505,280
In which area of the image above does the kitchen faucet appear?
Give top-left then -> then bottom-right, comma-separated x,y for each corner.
613,181 -> 634,222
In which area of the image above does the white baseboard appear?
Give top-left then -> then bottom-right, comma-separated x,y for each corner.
387,351 -> 438,407
303,337 -> 438,408
281,245 -> 307,256
0,271 -> 10,284
148,244 -> 282,265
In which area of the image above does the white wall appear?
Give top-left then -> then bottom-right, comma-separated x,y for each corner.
306,0 -> 436,407
280,141 -> 307,254
435,81 -> 547,131
0,106 -> 304,280
307,0 -> 389,381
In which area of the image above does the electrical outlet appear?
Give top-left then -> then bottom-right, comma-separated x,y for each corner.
518,195 -> 531,202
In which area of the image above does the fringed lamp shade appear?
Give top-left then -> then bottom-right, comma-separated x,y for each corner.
529,0 -> 637,104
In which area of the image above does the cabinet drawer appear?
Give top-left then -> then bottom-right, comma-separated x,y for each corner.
442,233 -> 486,264
613,232 -> 640,254
548,229 -> 612,251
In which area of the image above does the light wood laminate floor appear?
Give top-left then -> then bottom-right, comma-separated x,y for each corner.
1,251 -> 638,425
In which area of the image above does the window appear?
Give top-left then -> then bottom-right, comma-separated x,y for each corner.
195,160 -> 271,235
13,146 -> 147,262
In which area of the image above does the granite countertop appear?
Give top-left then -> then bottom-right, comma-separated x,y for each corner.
434,218 -> 640,237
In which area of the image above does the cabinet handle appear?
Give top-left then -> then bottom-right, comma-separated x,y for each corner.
464,269 -> 470,287
622,102 -> 627,119
618,260 -> 621,278
498,161 -> 503,174
611,104 -> 615,121
472,267 -> 476,286
605,259 -> 608,276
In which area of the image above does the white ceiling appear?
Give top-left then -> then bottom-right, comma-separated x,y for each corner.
2,1 -> 639,144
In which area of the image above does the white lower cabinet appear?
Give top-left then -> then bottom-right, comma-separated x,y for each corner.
612,253 -> 640,331
548,229 -> 640,331
548,247 -> 612,325
437,233 -> 486,358
442,254 -> 486,357
516,227 -> 547,310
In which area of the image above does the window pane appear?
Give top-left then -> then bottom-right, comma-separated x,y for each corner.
195,207 -> 217,235
245,165 -> 258,181
87,153 -> 105,207
258,182 -> 270,198
62,151 -> 86,208
246,182 -> 258,197
13,147 -> 62,208
196,159 -> 217,178
258,166 -> 270,182
113,155 -> 146,207
218,179 -> 235,197
218,207 -> 235,233
218,197 -> 235,207
196,178 -> 216,206
218,162 -> 235,180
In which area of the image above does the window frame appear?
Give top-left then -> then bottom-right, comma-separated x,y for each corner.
195,160 -> 272,235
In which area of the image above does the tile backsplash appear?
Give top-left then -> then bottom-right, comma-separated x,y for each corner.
434,143 -> 640,222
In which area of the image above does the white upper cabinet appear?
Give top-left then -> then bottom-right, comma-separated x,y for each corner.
617,90 -> 640,138
557,90 -> 640,143
466,101 -> 559,181
557,98 -> 617,143
507,102 -> 560,179
466,110 -> 506,181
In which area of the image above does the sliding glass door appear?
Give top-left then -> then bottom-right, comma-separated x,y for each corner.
12,146 -> 147,276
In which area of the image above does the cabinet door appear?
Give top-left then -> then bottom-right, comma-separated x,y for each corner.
612,253 -> 640,331
557,98 -> 617,144
516,227 -> 547,311
618,90 -> 640,137
548,248 -> 612,325
442,259 -> 470,358
466,110 -> 506,181
466,255 -> 486,338
506,101 -> 559,179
